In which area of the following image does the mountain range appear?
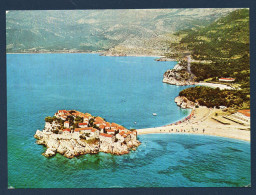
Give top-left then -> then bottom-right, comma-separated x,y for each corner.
6,9 -> 238,54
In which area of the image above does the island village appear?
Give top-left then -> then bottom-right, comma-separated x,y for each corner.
34,110 -> 141,158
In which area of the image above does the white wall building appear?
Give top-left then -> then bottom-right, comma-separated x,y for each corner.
64,121 -> 70,128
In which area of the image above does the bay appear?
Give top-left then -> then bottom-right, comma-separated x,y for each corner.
7,53 -> 250,188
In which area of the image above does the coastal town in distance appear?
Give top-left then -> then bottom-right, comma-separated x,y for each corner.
7,8 -> 250,188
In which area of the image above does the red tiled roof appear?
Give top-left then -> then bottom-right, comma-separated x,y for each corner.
64,121 -> 69,123
95,117 -> 104,121
118,126 -> 125,130
79,123 -> 88,125
63,128 -> 71,132
111,123 -> 119,127
238,110 -> 250,117
107,130 -> 115,132
119,131 -> 125,136
100,133 -> 113,138
99,125 -> 105,129
74,127 -> 93,132
80,127 -> 93,130
58,110 -> 68,113
219,78 -> 235,81
219,78 -> 235,80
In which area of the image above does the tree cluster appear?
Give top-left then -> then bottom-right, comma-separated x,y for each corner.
179,86 -> 250,109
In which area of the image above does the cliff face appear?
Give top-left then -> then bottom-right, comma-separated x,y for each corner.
35,129 -> 141,158
163,62 -> 196,86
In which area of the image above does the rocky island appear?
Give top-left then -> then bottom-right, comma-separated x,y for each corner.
34,110 -> 141,158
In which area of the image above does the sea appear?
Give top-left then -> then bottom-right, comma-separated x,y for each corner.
7,53 -> 250,188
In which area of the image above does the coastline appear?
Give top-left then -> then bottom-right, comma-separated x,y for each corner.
6,52 -> 101,55
137,107 -> 250,142
6,52 -> 165,58
9,52 -> 250,142
158,56 -> 250,142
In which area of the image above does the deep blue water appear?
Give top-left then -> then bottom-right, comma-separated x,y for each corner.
7,53 -> 250,188
7,53 -> 189,129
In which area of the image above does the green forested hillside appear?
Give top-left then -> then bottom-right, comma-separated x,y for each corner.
172,9 -> 250,109
169,9 -> 249,85
179,86 -> 250,109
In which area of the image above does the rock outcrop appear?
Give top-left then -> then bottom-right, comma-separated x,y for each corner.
174,96 -> 197,109
34,130 -> 141,158
163,63 -> 196,86
155,57 -> 175,61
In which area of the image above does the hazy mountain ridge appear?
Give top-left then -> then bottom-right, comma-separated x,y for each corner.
6,9 -> 237,53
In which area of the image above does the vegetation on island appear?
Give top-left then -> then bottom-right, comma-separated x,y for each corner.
45,116 -> 56,123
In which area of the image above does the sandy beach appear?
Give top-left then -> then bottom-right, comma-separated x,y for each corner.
137,107 -> 250,142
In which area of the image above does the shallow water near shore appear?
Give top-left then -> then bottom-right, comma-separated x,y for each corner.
7,53 -> 250,188
8,134 -> 250,188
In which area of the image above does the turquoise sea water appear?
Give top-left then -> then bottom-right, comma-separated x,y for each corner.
7,53 -> 250,188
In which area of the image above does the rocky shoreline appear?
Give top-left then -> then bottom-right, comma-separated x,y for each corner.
34,110 -> 141,158
174,96 -> 197,109
162,63 -> 196,86
155,57 -> 176,61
